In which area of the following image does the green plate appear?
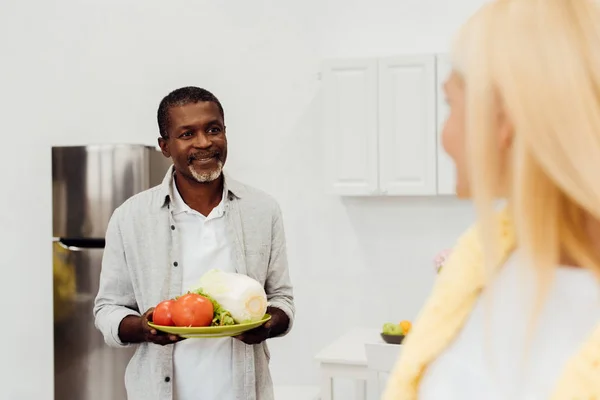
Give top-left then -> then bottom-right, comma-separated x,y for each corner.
148,314 -> 271,338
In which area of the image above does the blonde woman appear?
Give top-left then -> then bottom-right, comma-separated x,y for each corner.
383,0 -> 600,399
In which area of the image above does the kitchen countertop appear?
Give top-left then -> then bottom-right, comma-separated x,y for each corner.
315,328 -> 381,366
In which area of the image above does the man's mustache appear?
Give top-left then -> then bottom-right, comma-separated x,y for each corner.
187,151 -> 221,164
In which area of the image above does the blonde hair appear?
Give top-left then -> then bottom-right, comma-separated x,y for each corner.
450,0 -> 600,386
452,0 -> 600,283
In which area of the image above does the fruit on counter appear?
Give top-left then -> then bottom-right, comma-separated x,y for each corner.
400,320 -> 412,334
382,320 -> 412,336
153,299 -> 176,326
382,322 -> 403,336
171,293 -> 214,327
194,269 -> 268,324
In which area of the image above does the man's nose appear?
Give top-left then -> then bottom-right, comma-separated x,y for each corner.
193,132 -> 211,148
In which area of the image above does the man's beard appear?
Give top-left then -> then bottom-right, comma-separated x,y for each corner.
187,150 -> 224,183
188,160 -> 223,183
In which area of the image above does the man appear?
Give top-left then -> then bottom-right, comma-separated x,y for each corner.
93,86 -> 295,400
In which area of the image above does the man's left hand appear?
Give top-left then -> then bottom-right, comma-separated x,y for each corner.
234,306 -> 289,345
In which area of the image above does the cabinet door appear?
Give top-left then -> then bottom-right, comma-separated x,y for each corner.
378,55 -> 437,195
435,54 -> 456,195
323,59 -> 379,196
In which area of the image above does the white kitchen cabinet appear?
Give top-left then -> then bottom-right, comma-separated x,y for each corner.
322,54 -> 440,196
435,54 -> 457,195
323,59 -> 379,196
378,55 -> 437,195
365,341 -> 402,398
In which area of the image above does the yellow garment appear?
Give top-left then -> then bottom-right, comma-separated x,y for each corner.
383,208 -> 600,399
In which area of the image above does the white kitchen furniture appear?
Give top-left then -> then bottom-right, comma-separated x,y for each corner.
364,339 -> 402,397
322,53 -> 455,197
315,328 -> 380,400
378,55 -> 437,196
273,385 -> 320,400
322,58 -> 379,196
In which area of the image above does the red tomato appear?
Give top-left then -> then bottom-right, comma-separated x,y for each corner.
153,299 -> 176,326
171,293 -> 214,327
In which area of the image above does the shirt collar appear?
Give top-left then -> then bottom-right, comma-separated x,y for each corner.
157,164 -> 243,209
170,173 -> 228,215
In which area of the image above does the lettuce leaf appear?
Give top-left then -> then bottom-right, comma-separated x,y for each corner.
193,288 -> 236,326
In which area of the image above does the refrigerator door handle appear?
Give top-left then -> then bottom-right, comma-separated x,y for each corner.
53,237 -> 106,251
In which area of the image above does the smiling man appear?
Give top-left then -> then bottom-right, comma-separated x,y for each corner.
93,87 -> 295,400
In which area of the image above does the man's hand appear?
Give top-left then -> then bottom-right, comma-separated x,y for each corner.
142,308 -> 185,345
234,307 -> 290,345
118,308 -> 184,346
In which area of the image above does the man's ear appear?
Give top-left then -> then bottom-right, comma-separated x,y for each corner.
158,137 -> 170,158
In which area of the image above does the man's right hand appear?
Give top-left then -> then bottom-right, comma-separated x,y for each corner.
118,308 -> 184,346
141,308 -> 184,345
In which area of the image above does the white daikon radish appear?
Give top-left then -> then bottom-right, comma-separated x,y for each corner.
195,269 -> 268,323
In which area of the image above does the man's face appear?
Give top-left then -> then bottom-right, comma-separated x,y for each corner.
158,101 -> 227,183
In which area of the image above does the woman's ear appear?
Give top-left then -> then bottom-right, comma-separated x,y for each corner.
497,107 -> 514,151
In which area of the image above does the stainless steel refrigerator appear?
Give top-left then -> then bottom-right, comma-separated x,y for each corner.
52,144 -> 172,400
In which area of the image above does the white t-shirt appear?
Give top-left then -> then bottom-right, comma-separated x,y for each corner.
419,251 -> 600,400
171,179 -> 236,400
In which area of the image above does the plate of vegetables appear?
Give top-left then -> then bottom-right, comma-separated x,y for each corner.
381,320 -> 412,345
148,269 -> 271,338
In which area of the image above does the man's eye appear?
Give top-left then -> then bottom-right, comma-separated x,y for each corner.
208,127 -> 222,134
180,131 -> 193,137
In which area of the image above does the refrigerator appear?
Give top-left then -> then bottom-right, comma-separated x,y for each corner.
52,144 -> 172,400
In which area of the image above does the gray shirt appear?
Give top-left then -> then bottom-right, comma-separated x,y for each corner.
93,165 -> 295,400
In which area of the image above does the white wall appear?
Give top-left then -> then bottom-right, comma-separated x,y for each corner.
0,0 -> 487,398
